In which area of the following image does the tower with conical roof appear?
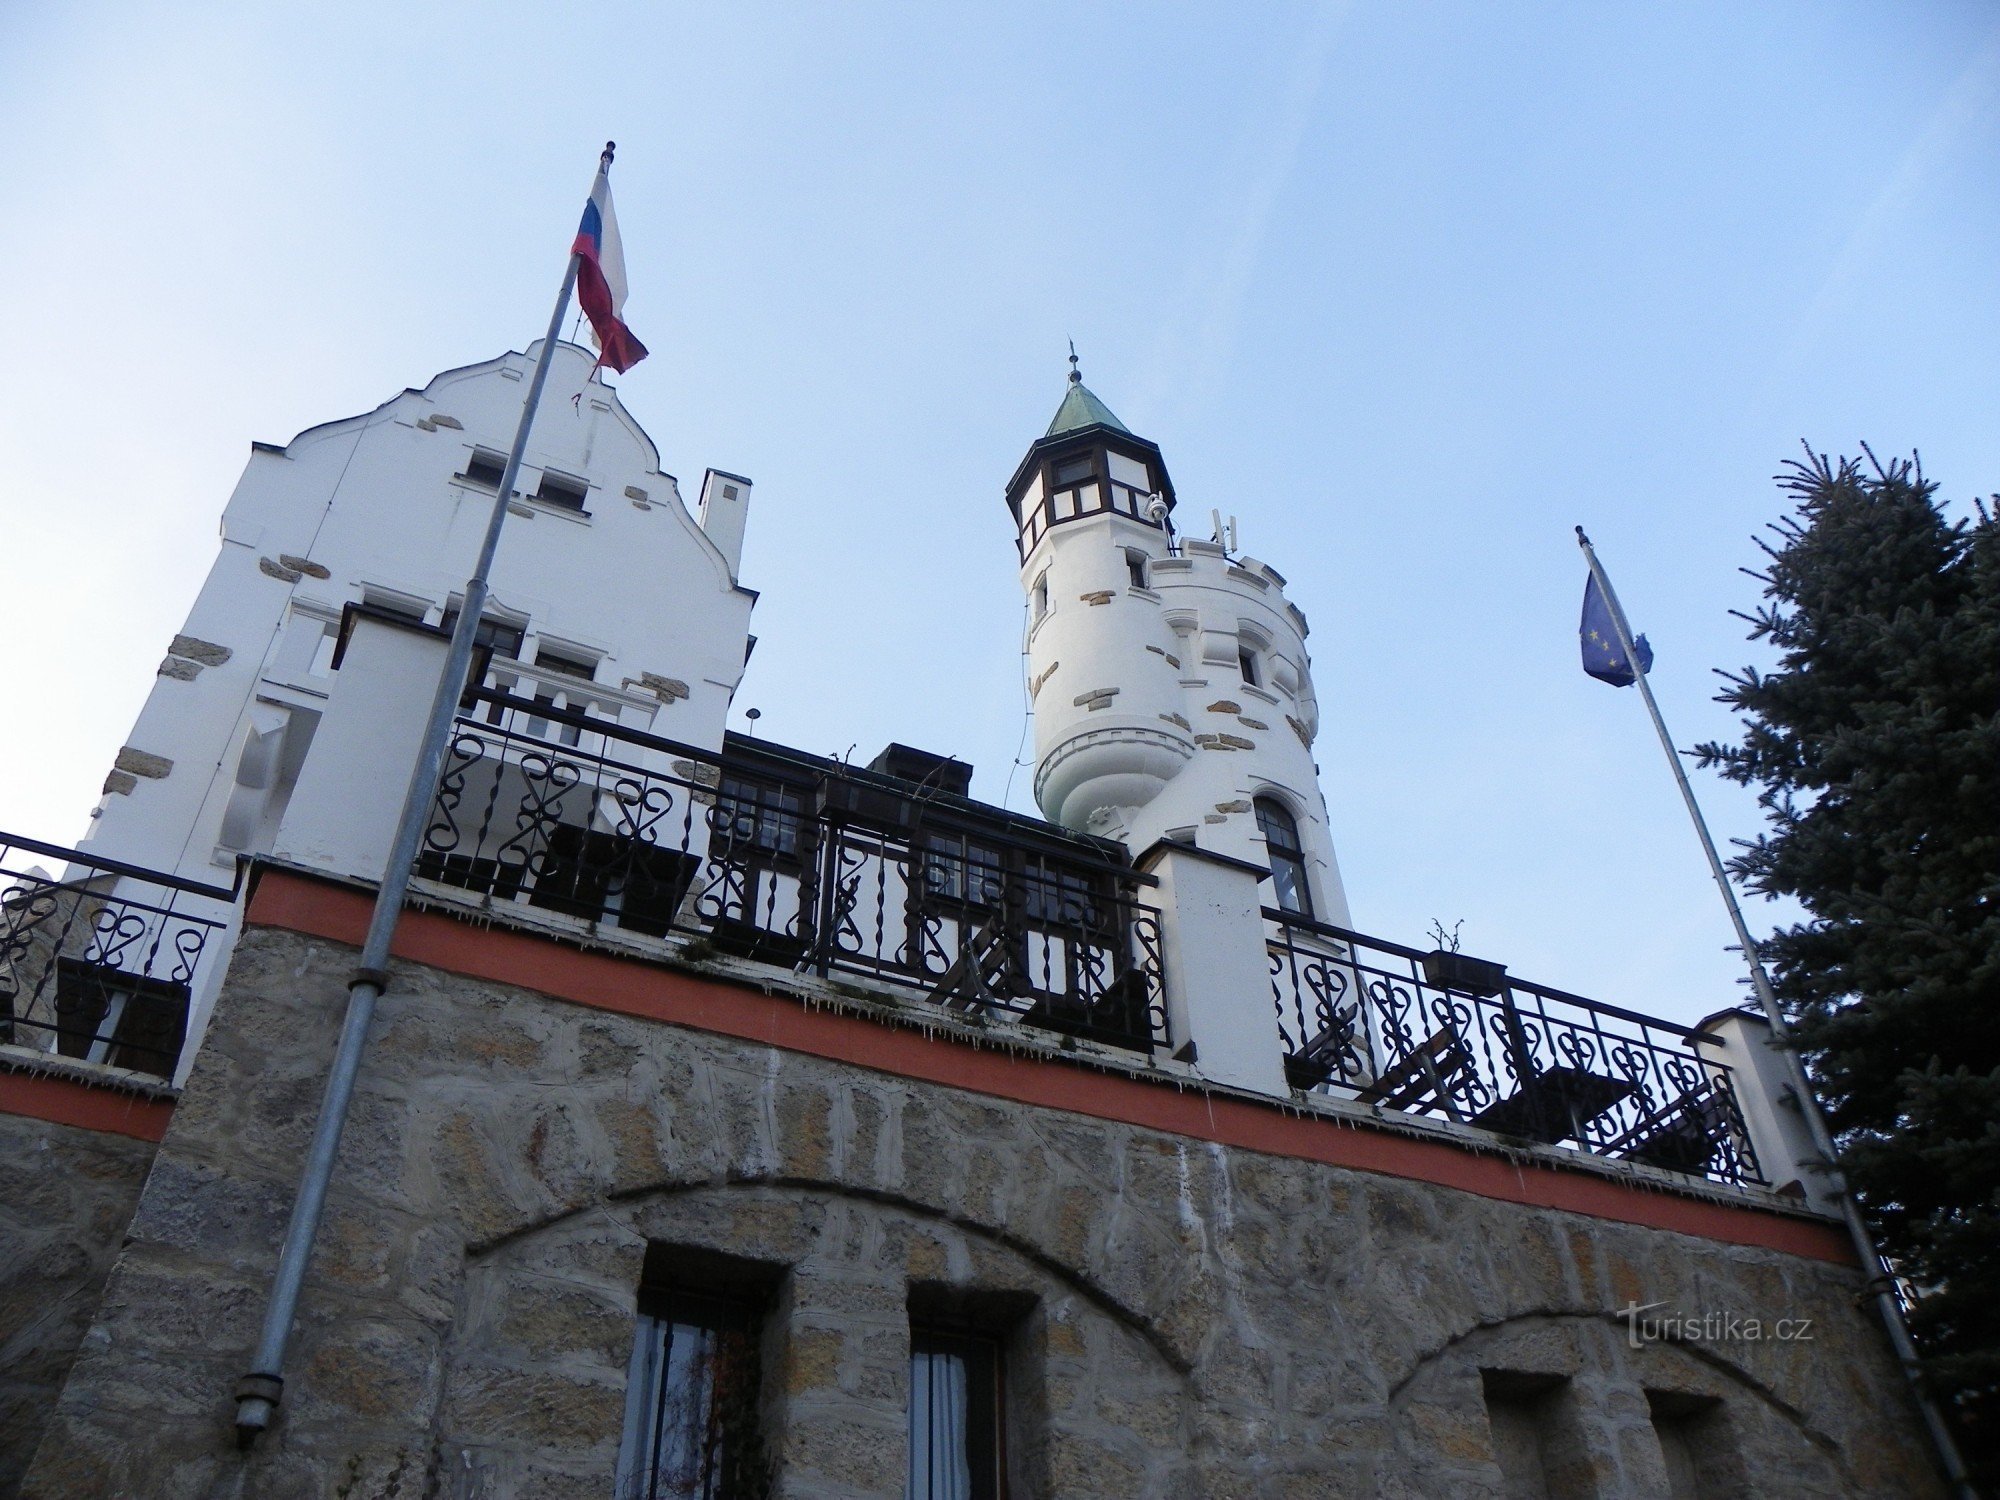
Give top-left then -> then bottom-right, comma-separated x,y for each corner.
1007,357 -> 1351,926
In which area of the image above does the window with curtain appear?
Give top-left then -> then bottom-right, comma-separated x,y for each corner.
906,1329 -> 1002,1500
1254,797 -> 1314,918
616,1290 -> 765,1500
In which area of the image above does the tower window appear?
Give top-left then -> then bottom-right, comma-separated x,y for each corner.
1033,574 -> 1049,619
907,1328 -> 1004,1500
1255,797 -> 1313,918
1126,550 -> 1148,590
1238,647 -> 1260,686
1052,454 -> 1094,487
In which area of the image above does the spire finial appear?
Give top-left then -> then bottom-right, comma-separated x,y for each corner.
1067,339 -> 1081,385
600,140 -> 617,173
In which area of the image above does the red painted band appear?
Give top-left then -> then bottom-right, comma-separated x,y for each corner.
245,868 -> 1855,1267
0,1069 -> 174,1142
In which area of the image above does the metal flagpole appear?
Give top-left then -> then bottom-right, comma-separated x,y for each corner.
232,145 -> 614,1445
1573,526 -> 1975,1499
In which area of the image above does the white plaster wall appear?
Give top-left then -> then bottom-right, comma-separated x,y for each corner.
1022,515 -> 1351,929
71,343 -> 756,1078
80,340 -> 755,894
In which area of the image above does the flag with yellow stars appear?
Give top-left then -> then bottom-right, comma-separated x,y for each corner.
1580,573 -> 1653,686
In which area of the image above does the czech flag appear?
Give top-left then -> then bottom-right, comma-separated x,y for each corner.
572,168 -> 648,374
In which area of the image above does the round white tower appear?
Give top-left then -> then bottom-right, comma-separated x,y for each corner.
1010,360 -> 1352,927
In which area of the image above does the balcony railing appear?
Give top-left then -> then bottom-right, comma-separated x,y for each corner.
0,832 -> 236,1081
419,689 -> 1168,1054
1267,910 -> 1763,1187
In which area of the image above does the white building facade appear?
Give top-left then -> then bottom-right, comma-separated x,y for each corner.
75,341 -> 757,1074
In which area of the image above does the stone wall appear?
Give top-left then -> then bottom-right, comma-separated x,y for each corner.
0,1080 -> 161,1499
23,917 -> 1943,1498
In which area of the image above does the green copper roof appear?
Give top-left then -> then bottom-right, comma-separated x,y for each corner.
1046,379 -> 1130,437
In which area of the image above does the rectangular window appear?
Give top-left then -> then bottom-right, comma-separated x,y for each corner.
1126,551 -> 1147,590
1481,1370 -> 1580,1500
617,1290 -> 765,1500
907,1328 -> 1003,1500
1052,455 -> 1094,487
714,777 -> 805,863
534,471 -> 590,511
922,832 -> 1005,909
1238,647 -> 1260,686
458,450 -> 506,488
535,646 -> 598,681
50,959 -> 188,1081
438,606 -> 526,660
1647,1390 -> 1730,1500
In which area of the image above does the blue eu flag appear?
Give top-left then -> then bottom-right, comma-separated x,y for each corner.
1580,573 -> 1653,686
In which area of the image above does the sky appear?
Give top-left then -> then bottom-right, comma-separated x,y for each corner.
3,2 -> 1997,1029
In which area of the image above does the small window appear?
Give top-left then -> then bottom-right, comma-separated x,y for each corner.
908,1328 -> 1003,1500
535,647 -> 597,681
1255,797 -> 1313,918
616,1289 -> 767,1500
1480,1370 -> 1570,1500
49,960 -> 188,1081
533,471 -> 589,511
360,589 -> 428,625
923,832 -> 1005,908
715,777 -> 805,862
458,450 -> 506,488
721,483 -> 740,501
1238,647 -> 1260,686
1648,1390 -> 1732,1500
1052,454 -> 1094,487
438,606 -> 525,660
1032,574 -> 1049,619
1126,551 -> 1148,590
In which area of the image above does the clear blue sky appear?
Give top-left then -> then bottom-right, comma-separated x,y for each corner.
4,2 -> 1997,1026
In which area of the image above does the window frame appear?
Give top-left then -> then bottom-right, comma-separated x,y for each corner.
907,1325 -> 1006,1500
532,469 -> 591,512
1254,796 -> 1314,919
616,1286 -> 768,1500
457,449 -> 507,489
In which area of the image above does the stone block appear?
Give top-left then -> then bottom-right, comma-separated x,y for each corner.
168,633 -> 233,666
113,745 -> 173,779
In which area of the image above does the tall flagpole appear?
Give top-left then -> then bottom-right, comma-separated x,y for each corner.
233,144 -> 616,1445
1574,526 -> 1975,1499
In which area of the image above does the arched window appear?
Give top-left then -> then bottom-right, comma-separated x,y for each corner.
1255,797 -> 1313,917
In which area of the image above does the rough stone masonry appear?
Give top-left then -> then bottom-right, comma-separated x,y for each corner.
16,910 -> 1943,1499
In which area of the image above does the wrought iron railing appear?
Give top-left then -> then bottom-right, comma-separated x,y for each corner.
419,688 -> 1168,1053
1267,910 -> 1763,1186
0,832 -> 237,1081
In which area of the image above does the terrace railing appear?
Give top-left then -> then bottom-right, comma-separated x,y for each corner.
1267,909 -> 1763,1187
0,832 -> 237,1081
419,688 -> 1168,1054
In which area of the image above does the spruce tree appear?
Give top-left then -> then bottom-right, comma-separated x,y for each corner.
1696,447 -> 2000,1477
